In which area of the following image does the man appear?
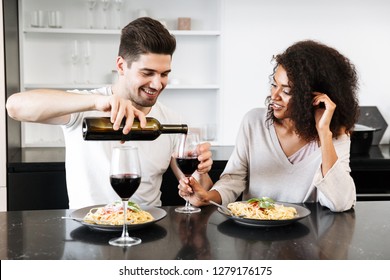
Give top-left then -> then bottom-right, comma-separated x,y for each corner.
6,17 -> 213,209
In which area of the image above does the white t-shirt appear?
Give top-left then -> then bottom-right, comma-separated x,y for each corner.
212,108 -> 356,212
62,87 -> 183,209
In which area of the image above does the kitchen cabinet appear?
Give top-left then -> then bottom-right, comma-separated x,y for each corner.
19,0 -> 222,146
350,145 -> 390,201
7,146 -> 390,211
7,148 -> 68,211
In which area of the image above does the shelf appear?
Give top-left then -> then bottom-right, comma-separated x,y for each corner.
19,0 -> 222,146
23,84 -> 220,90
23,28 -> 221,36
166,84 -> 219,90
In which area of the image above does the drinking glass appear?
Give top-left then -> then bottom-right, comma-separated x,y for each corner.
101,0 -> 111,29
70,40 -> 79,84
109,146 -> 142,246
87,0 -> 97,29
83,40 -> 91,84
174,132 -> 201,214
113,0 -> 124,29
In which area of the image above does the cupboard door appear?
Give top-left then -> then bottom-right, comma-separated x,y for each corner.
8,171 -> 69,211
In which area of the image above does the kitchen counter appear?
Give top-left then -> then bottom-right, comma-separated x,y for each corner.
8,144 -> 390,168
1,201 -> 389,260
6,145 -> 390,211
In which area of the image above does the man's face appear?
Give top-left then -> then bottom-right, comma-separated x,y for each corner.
119,53 -> 172,112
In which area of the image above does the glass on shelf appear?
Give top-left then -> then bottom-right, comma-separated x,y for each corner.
87,0 -> 97,29
101,0 -> 111,29
83,40 -> 91,84
113,0 -> 124,29
70,40 -> 79,84
48,11 -> 62,28
30,10 -> 45,28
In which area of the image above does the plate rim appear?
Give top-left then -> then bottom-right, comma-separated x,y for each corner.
217,201 -> 311,227
69,204 -> 167,231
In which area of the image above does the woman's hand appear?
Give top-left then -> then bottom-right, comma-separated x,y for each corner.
312,92 -> 336,135
178,177 -> 210,207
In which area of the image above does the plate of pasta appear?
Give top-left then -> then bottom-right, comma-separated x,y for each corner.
69,201 -> 167,232
217,198 -> 311,227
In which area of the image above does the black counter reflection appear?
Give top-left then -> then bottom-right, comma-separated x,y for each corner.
218,220 -> 310,241
61,221 -> 167,259
174,206 -> 215,260
216,203 -> 356,259
70,224 -> 167,245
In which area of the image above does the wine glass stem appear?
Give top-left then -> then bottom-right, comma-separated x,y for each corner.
122,200 -> 129,238
184,176 -> 193,209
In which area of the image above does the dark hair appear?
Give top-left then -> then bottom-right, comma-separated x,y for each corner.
266,40 -> 359,141
118,17 -> 176,65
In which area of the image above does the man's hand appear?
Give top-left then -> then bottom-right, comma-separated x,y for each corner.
95,95 -> 146,134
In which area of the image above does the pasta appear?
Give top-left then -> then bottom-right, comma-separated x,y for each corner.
227,197 -> 297,220
83,201 -> 154,225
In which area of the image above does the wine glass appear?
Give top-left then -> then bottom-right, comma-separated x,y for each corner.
113,0 -> 124,29
70,40 -> 79,84
174,132 -> 201,214
86,0 -> 97,29
83,40 -> 91,84
109,146 -> 142,246
101,0 -> 111,29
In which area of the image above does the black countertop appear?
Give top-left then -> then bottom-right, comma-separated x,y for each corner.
7,146 -> 234,171
1,201 -> 389,260
8,145 -> 390,166
7,145 -> 390,209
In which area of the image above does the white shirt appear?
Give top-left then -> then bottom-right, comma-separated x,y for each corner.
212,108 -> 356,212
62,87 -> 183,209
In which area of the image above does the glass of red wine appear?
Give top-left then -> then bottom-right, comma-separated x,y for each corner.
109,146 -> 142,246
175,132 -> 201,214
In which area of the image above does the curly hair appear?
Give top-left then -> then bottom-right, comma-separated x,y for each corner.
266,40 -> 359,141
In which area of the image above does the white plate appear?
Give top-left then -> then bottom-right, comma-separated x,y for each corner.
217,202 -> 311,227
69,204 -> 167,232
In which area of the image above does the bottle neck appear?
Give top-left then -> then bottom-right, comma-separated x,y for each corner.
160,124 -> 188,134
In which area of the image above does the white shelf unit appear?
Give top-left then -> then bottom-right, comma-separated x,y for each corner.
18,0 -> 222,147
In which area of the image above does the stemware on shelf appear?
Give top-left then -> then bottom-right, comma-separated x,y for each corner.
101,0 -> 111,29
87,0 -> 97,29
83,40 -> 91,84
70,40 -> 79,84
113,0 -> 123,29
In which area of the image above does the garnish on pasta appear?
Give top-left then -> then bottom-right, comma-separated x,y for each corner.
227,197 -> 298,220
83,201 -> 154,225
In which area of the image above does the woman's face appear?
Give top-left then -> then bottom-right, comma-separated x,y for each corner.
270,65 -> 292,120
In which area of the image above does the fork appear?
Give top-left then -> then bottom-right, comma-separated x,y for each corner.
209,200 -> 245,218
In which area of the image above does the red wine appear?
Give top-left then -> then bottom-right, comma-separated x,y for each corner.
176,157 -> 200,177
110,174 -> 141,199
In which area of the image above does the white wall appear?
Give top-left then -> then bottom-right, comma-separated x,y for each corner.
16,0 -> 390,146
220,0 -> 390,145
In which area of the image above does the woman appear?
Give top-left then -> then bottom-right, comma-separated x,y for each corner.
180,40 -> 359,212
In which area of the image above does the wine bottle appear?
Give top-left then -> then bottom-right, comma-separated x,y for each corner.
82,117 -> 188,141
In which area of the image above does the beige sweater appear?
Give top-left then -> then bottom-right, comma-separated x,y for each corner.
212,108 -> 356,212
